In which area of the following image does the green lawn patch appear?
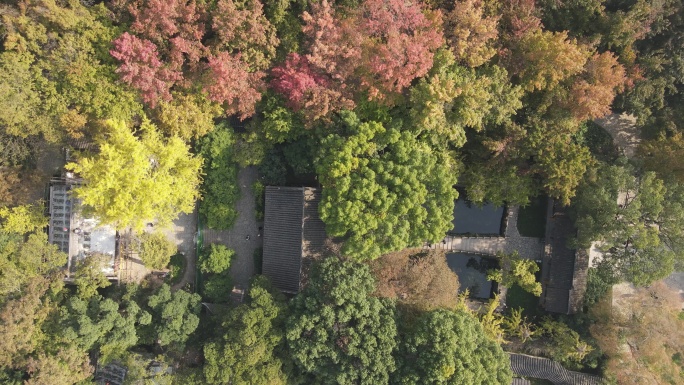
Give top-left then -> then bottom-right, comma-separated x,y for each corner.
506,283 -> 544,320
167,253 -> 186,285
517,196 -> 547,238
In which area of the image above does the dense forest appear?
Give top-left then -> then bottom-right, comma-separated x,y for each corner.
1,0 -> 683,383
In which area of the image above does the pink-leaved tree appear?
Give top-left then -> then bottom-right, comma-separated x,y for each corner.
110,0 -> 277,119
270,53 -> 353,123
110,32 -> 182,107
270,0 -> 443,121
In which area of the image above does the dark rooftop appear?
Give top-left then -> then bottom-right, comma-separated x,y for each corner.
262,187 -> 328,294
540,199 -> 590,314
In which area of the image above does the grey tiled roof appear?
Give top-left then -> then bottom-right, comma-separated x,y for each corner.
262,186 -> 327,294
509,353 -> 602,385
511,379 -> 531,385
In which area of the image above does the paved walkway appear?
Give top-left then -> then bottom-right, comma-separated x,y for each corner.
425,206 -> 544,260
504,205 -> 545,260
426,236 -> 506,255
159,209 -> 198,291
203,166 -> 262,289
594,113 -> 640,158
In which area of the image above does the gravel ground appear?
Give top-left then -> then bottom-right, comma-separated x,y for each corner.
503,205 -> 545,260
594,113 -> 641,158
203,166 -> 262,290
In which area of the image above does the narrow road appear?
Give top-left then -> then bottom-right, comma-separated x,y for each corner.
203,166 -> 262,290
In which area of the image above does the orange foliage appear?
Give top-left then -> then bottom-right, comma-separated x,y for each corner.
590,282 -> 684,385
567,52 -> 627,121
370,249 -> 460,311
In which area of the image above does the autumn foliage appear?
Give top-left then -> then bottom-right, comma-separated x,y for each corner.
111,0 -> 277,119
370,249 -> 460,311
110,33 -> 181,107
270,53 -> 353,123
444,0 -> 499,67
567,52 -> 627,121
590,282 -> 684,384
271,0 -> 443,120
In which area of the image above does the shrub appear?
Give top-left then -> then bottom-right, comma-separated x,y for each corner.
168,253 -> 185,285
253,247 -> 263,274
139,232 -> 177,270
253,181 -> 265,221
199,123 -> 240,230
202,273 -> 233,303
199,244 -> 235,274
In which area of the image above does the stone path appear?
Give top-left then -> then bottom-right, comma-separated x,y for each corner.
161,209 -> 198,291
594,113 -> 640,158
203,166 -> 262,289
427,236 -> 506,255
426,206 -> 544,260
503,205 -> 545,260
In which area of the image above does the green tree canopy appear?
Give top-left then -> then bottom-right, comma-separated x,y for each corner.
0,276 -> 95,384
0,0 -> 141,142
204,276 -> 290,385
0,232 -> 66,296
572,161 -> 684,285
0,276 -> 54,370
286,258 -> 397,384
67,119 -> 202,231
0,204 -> 47,235
487,252 -> 542,296
199,244 -> 235,274
139,232 -> 177,271
198,123 -> 241,230
539,318 -> 594,367
145,284 -> 202,348
316,111 -> 458,260
409,49 -> 522,148
202,274 -> 234,303
394,308 -> 513,385
72,254 -> 112,300
56,295 -> 149,363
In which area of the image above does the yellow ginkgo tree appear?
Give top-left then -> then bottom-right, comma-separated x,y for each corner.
67,119 -> 202,231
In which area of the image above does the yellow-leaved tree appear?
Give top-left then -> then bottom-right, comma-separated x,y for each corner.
67,119 -> 202,230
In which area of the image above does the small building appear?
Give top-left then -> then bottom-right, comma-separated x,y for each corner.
262,186 -> 328,294
509,353 -> 602,385
539,199 -> 590,314
48,178 -> 119,279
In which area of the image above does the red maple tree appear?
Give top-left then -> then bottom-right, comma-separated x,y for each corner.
110,0 -> 275,119
272,0 -> 443,120
204,52 -> 265,120
270,53 -> 353,123
110,32 -> 182,107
